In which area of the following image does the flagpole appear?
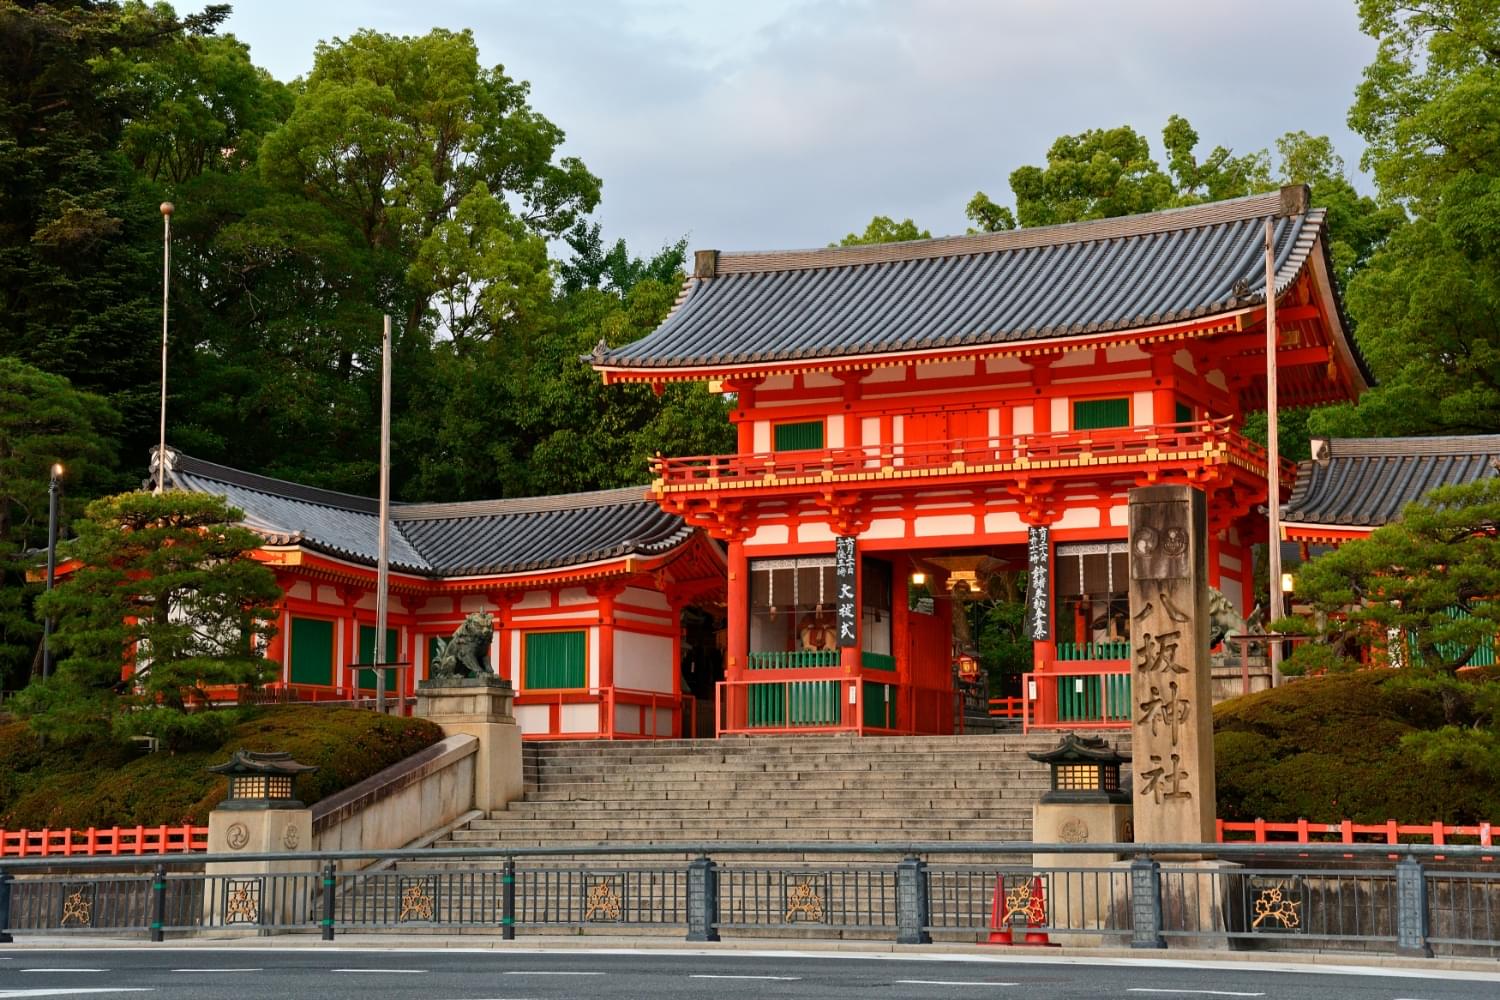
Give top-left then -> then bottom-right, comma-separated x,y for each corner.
1265,217 -> 1282,685
375,314 -> 392,714
156,202 -> 173,493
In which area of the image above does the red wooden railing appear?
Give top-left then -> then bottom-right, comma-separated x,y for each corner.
1217,818 -> 1496,847
0,825 -> 208,857
651,419 -> 1297,491
988,696 -> 1025,719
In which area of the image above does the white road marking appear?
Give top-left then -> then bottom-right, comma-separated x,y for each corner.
689,975 -> 802,981
896,981 -> 1018,987
0,991 -> 153,998
501,971 -> 604,976
170,968 -> 262,973
20,970 -> 110,974
331,968 -> 427,974
1127,991 -> 1265,997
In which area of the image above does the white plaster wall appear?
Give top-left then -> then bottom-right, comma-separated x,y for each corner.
1053,507 -> 1101,530
615,630 -> 673,691
1051,396 -> 1069,430
616,610 -> 667,627
316,585 -> 341,605
1054,350 -> 1093,369
460,595 -> 490,613
1207,370 -> 1228,390
287,582 -> 312,600
1013,405 -> 1034,435
614,705 -> 640,734
589,626 -> 600,688
1106,343 -> 1149,363
799,521 -> 835,544
746,523 -> 790,546
915,514 -> 976,537
559,587 -> 591,606
561,703 -> 598,733
826,417 -> 843,449
514,704 -> 548,734
515,590 -> 551,610
917,359 -> 974,379
623,587 -> 670,611
987,408 -> 1000,440
864,518 -> 906,540
1110,505 -> 1130,527
985,356 -> 1028,374
1174,349 -> 1196,373
984,510 -> 1026,534
864,365 -> 906,384
804,372 -> 840,388
753,421 -> 771,453
355,592 -> 376,610
1133,391 -> 1153,426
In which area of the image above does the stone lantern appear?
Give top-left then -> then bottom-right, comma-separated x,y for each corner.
1028,733 -> 1130,805
208,749 -> 317,810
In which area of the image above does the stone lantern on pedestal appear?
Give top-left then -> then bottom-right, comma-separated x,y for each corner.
204,749 -> 319,929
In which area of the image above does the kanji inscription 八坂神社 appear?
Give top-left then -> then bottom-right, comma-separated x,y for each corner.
1127,485 -> 1216,844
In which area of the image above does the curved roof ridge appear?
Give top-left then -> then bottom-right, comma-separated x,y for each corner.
1325,435 -> 1500,458
173,452 -> 382,514
394,485 -> 652,522
716,189 -> 1300,275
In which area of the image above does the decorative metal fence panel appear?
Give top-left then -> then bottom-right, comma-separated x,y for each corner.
717,865 -> 896,934
1,843 -> 1498,958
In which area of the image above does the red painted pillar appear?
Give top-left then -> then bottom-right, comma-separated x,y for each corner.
726,540 -> 749,733
597,585 -> 619,739
1150,350 -> 1175,427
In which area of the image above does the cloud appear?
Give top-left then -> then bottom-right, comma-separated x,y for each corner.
224,0 -> 1377,257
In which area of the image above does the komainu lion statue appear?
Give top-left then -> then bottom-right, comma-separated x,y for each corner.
429,612 -> 494,681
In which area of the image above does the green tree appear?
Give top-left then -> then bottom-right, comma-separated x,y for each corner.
836,215 -> 931,246
259,27 -> 600,347
1306,0 -> 1500,439
1161,113 -> 1273,204
0,360 -> 121,690
559,221 -> 688,296
1279,478 -> 1500,717
18,491 -> 281,747
0,1 -> 229,450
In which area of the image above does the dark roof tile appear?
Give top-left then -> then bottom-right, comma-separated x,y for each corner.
169,452 -> 693,578
1283,436 -> 1500,527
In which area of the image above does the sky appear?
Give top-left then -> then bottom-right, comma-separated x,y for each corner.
221,0 -> 1377,259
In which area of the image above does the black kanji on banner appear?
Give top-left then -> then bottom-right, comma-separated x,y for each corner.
1026,525 -> 1050,641
835,536 -> 858,648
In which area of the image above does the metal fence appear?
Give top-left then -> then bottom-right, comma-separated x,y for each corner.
1,842 -> 1497,957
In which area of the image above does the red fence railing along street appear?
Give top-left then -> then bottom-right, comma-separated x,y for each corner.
0,825 -> 208,857
1217,818 -> 1495,848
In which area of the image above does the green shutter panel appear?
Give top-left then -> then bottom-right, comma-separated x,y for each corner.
1175,401 -> 1194,425
289,618 -> 334,685
357,625 -> 399,690
525,631 -> 586,689
1073,398 -> 1130,430
774,421 -> 824,451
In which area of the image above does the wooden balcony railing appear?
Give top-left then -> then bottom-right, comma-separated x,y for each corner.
651,419 -> 1295,492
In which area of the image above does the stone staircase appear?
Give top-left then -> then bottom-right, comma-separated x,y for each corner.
432,732 -> 1117,859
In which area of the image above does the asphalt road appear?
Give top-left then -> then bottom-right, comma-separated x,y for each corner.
0,948 -> 1496,999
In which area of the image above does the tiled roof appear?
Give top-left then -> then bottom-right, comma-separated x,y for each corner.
594,188 -> 1367,379
168,452 -> 694,577
1282,436 -> 1500,528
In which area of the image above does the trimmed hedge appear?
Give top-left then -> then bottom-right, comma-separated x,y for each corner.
1214,670 -> 1500,824
0,707 -> 443,829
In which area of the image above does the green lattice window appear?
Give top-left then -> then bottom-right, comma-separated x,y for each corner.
1072,397 -> 1130,430
289,617 -> 334,686
356,625 -> 398,691
524,631 -> 586,690
773,420 -> 824,451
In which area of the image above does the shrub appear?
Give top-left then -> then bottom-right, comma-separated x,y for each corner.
0,706 -> 442,828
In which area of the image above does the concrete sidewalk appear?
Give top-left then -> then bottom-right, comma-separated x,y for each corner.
4,931 -> 1499,979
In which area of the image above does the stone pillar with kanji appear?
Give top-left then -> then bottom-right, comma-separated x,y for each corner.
1128,485 -> 1216,844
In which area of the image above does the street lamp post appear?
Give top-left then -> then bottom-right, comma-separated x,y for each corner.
42,463 -> 62,680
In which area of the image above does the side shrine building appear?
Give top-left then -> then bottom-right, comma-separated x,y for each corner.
161,452 -> 725,740
589,186 -> 1370,735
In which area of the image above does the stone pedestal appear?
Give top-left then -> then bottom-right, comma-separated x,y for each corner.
415,678 -> 523,813
204,807 -> 314,928
1032,801 -> 1133,944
